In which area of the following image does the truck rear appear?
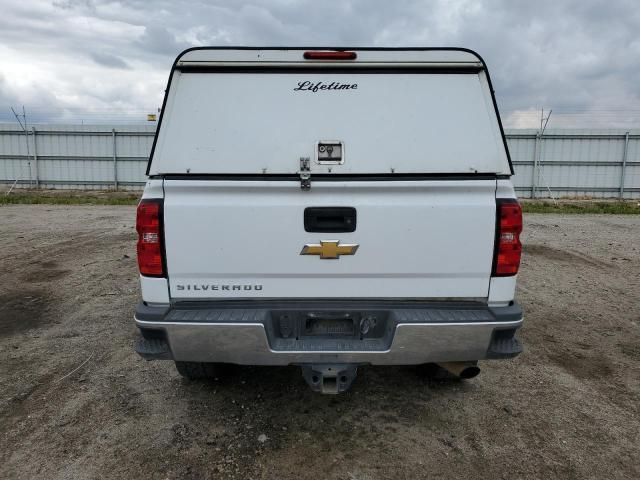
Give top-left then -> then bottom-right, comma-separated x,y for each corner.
134,47 -> 524,393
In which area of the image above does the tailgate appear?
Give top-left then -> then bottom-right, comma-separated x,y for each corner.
163,179 -> 496,300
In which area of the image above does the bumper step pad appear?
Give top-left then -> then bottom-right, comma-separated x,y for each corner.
487,333 -> 522,359
135,336 -> 173,360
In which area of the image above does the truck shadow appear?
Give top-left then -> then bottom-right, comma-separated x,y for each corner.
183,364 -> 466,392
181,366 -> 477,428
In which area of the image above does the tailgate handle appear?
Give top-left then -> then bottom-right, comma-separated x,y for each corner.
304,207 -> 356,233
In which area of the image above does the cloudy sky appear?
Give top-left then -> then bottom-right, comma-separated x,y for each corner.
1,0 -> 639,128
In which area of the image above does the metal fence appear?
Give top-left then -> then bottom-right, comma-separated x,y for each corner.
508,129 -> 639,199
0,124 -> 154,191
1,124 -> 639,198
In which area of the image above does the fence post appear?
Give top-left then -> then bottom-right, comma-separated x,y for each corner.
31,127 -> 39,188
112,128 -> 118,190
531,132 -> 540,198
620,131 -> 629,198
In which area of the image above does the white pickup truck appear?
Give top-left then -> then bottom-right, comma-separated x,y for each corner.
134,47 -> 523,393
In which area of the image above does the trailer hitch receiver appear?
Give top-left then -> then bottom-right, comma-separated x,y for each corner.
301,364 -> 358,394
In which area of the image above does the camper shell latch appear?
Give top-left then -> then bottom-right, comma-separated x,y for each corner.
299,157 -> 311,190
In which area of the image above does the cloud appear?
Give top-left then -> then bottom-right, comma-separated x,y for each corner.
90,52 -> 130,69
0,0 -> 639,127
136,25 -> 190,55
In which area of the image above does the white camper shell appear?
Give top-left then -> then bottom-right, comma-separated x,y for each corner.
149,48 -> 511,176
135,48 -> 524,393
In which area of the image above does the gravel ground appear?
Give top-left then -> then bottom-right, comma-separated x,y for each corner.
0,205 -> 638,479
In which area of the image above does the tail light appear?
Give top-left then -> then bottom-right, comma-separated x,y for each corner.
492,199 -> 522,276
136,199 -> 165,277
303,51 -> 357,60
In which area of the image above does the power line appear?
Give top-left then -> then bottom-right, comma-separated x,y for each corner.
3,105 -> 640,127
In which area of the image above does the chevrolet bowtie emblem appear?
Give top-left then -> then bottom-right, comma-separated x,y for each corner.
300,240 -> 359,259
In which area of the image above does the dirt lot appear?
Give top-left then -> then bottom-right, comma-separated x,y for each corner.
1,205 -> 638,479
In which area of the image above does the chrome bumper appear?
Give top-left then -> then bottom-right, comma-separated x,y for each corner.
134,300 -> 523,365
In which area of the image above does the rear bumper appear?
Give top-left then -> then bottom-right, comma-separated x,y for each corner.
134,300 -> 523,365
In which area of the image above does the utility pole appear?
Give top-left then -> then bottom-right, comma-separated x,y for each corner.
11,106 -> 32,186
536,108 -> 556,203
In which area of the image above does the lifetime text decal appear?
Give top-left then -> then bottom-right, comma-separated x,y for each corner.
293,81 -> 358,92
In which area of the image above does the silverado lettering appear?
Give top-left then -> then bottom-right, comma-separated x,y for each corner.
176,284 -> 263,291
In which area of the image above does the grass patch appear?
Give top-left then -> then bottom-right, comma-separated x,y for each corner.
522,201 -> 640,214
1,191 -> 639,214
0,193 -> 139,206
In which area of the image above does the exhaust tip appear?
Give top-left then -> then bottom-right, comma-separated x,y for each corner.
436,362 -> 481,379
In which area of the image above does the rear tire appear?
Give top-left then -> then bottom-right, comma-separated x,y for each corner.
175,361 -> 227,380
